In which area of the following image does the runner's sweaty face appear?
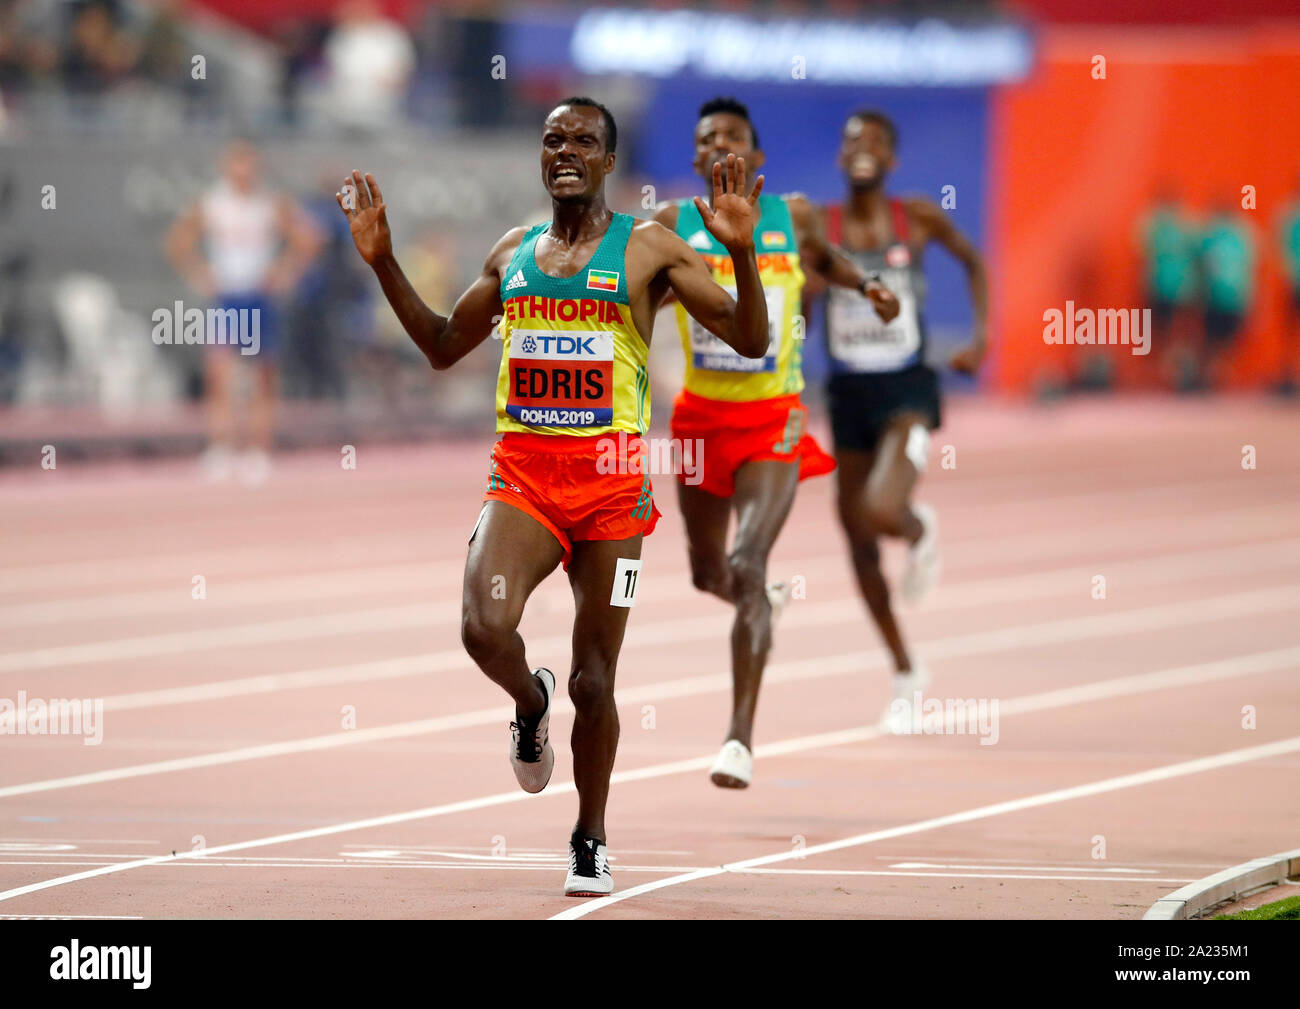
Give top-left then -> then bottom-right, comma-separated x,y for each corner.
840,117 -> 896,191
693,112 -> 765,190
541,106 -> 614,204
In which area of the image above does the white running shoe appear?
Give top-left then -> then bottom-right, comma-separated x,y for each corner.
199,445 -> 234,483
564,834 -> 613,896
765,581 -> 792,625
881,664 -> 932,735
509,668 -> 555,794
901,503 -> 940,604
709,738 -> 753,789
238,449 -> 272,486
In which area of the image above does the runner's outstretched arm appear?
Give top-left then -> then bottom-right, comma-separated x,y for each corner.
337,170 -> 517,370
787,194 -> 900,323
659,155 -> 769,358
908,197 -> 988,374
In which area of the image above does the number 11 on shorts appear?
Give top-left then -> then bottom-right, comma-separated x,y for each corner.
610,557 -> 642,608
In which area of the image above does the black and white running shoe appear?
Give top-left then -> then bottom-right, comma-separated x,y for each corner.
564,833 -> 613,897
509,668 -> 555,793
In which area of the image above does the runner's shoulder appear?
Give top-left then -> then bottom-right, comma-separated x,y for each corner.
897,194 -> 950,232
648,201 -> 681,229
780,192 -> 818,227
630,215 -> 693,263
482,225 -> 532,275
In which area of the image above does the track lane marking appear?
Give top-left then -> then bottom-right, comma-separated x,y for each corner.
2,600 -> 1298,798
4,503 -> 1297,670
551,735 -> 1300,919
36,537 -> 1300,712
0,651 -> 1295,906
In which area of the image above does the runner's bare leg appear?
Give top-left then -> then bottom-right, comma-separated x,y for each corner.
721,458 -> 799,749
566,534 -> 643,842
834,424 -> 925,674
461,500 -> 564,719
678,481 -> 734,602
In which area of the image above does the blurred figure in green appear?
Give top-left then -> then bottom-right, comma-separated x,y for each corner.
1277,177 -> 1300,396
1139,185 -> 1199,391
1196,201 -> 1255,391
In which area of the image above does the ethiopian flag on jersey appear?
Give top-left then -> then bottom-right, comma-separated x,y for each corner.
586,269 -> 620,292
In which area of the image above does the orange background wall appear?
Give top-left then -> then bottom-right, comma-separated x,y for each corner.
988,23 -> 1300,392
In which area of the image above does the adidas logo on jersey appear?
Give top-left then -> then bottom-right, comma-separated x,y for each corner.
504,270 -> 527,291
686,230 -> 712,250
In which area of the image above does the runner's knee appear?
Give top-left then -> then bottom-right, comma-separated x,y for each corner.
863,486 -> 907,535
836,489 -> 873,541
460,604 -> 519,663
726,548 -> 767,602
568,661 -> 615,712
689,550 -> 729,595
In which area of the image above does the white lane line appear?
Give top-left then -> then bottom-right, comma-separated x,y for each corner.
0,838 -> 160,845
0,914 -> 143,920
341,844 -> 697,856
1,655 -> 1295,906
0,469 -> 1281,592
6,482 -> 1296,624
551,735 -> 1300,920
47,537 -> 1300,713
875,854 -> 1227,869
0,603 -> 437,674
0,859 -> 1197,884
0,561 -> 456,628
736,869 -> 1199,884
886,861 -> 1158,873
2,600 -> 1298,799
5,504 -> 1297,674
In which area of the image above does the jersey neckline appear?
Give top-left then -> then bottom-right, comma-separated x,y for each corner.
529,212 -> 620,282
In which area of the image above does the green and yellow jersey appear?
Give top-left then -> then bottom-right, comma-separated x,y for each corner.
495,213 -> 650,437
673,193 -> 806,402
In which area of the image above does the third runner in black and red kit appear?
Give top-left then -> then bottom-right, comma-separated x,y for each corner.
818,109 -> 989,730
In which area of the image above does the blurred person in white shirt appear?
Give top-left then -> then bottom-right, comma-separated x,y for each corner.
166,139 -> 320,483
323,0 -> 415,135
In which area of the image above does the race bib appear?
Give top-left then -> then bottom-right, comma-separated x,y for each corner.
827,269 -> 922,373
506,329 -> 613,427
610,557 -> 642,608
689,287 -> 785,373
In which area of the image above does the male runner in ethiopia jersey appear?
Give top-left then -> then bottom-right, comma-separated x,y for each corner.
338,98 -> 771,897
653,97 -> 900,789
819,109 -> 988,732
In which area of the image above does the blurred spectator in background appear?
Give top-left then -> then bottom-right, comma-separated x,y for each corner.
274,16 -> 329,129
1197,200 -> 1255,391
0,0 -> 60,93
0,170 -> 29,402
286,169 -> 374,400
165,139 -> 319,483
137,0 -> 216,121
322,0 -> 414,136
1139,185 -> 1199,391
61,0 -> 139,94
1277,174 -> 1300,396
137,0 -> 185,82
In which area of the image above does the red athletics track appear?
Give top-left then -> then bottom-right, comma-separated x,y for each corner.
0,397 -> 1297,920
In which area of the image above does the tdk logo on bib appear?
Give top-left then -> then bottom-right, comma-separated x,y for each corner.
518,334 -> 600,356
